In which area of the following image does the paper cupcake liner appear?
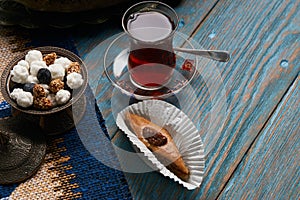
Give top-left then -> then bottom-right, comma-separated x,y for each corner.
116,100 -> 205,190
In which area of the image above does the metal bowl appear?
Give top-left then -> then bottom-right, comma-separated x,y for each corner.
1,46 -> 88,115
0,46 -> 88,134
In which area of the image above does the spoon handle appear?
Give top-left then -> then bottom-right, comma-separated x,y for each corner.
174,48 -> 230,62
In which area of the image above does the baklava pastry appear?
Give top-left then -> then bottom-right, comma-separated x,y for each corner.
126,113 -> 189,180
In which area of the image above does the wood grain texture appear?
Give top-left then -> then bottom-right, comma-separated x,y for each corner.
111,0 -> 300,199
74,0 -> 300,199
218,75 -> 299,199
188,0 -> 300,199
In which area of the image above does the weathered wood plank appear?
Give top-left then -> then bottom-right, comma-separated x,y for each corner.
111,0 -> 300,199
218,76 -> 299,200
188,0 -> 300,198
74,0 -> 221,138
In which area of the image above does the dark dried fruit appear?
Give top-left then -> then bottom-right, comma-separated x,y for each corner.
142,127 -> 167,146
37,68 -> 52,84
43,52 -> 57,65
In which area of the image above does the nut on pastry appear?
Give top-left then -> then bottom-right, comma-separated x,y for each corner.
126,113 -> 189,181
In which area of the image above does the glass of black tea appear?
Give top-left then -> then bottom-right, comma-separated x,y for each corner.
122,1 -> 179,90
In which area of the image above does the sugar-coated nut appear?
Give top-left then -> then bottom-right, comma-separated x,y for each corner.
17,60 -> 29,70
49,79 -> 64,93
66,72 -> 83,89
47,94 -> 57,107
55,89 -> 71,105
10,88 -> 24,100
25,50 -> 43,64
16,92 -> 34,108
16,92 -> 33,108
11,65 -> 29,84
26,75 -> 38,83
48,63 -> 65,80
67,62 -> 81,74
10,88 -> 33,108
33,97 -> 52,110
33,84 -> 47,97
54,57 -> 72,69
30,60 -> 48,76
43,52 -> 57,65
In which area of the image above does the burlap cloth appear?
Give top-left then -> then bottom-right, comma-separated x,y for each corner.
0,27 -> 31,101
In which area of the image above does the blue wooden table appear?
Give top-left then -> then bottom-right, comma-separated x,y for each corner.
73,0 -> 299,199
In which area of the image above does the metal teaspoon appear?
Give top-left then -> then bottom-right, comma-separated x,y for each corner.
174,47 -> 230,62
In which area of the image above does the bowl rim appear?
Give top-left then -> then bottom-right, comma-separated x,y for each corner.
0,46 -> 88,115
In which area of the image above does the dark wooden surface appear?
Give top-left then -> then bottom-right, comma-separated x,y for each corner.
74,0 -> 300,199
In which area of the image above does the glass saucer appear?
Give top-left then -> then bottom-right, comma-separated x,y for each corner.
103,32 -> 198,100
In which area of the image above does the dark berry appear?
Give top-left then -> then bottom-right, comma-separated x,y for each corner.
37,68 -> 51,84
23,83 -> 36,94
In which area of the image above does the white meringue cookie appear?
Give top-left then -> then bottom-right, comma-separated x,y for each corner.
66,72 -> 83,89
16,91 -> 33,108
49,63 -> 65,80
10,64 -> 29,84
10,88 -> 33,108
47,93 -> 57,107
55,89 -> 71,105
10,88 -> 24,100
25,50 -> 43,64
17,60 -> 30,70
30,60 -> 48,76
54,57 -> 72,69
26,75 -> 39,83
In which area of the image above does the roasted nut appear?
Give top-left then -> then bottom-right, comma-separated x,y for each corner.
49,79 -> 64,93
67,62 -> 81,74
33,97 -> 52,110
43,52 -> 57,65
142,127 -> 167,146
33,84 -> 47,97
